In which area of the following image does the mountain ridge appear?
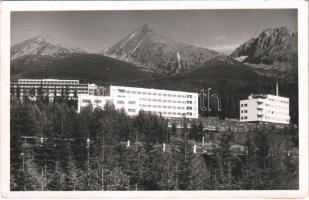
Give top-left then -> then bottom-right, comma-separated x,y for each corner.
102,24 -> 238,75
231,27 -> 297,71
11,34 -> 87,61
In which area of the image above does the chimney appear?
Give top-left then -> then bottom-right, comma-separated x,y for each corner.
276,81 -> 279,96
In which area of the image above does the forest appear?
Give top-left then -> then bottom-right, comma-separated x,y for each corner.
10,97 -> 298,191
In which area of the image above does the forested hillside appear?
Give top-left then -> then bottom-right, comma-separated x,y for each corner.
11,97 -> 298,190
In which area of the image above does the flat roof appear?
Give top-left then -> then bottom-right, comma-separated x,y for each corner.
110,85 -> 198,95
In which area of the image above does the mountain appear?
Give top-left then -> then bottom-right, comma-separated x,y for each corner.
102,24 -> 237,75
11,53 -> 152,84
231,27 -> 298,73
11,34 -> 86,61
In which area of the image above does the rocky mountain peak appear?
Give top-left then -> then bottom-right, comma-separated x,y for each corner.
102,24 -> 225,75
230,26 -> 297,69
11,34 -> 86,61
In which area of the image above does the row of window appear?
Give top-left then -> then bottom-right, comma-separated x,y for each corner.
143,110 -> 193,116
264,103 -> 288,109
139,98 -> 193,104
82,99 -> 113,104
240,103 -> 248,107
262,116 -> 289,122
240,110 -> 248,113
265,110 -> 289,115
117,89 -> 193,98
268,98 -> 289,104
240,116 -> 248,120
12,85 -> 88,89
19,81 -> 79,84
139,104 -> 193,110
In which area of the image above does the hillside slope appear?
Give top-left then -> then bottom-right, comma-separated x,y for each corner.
11,53 -> 153,84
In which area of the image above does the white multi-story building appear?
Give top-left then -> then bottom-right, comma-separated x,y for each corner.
78,85 -> 199,119
239,94 -> 290,124
10,79 -> 97,101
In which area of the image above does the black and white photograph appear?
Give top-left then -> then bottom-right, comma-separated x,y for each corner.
1,1 -> 308,198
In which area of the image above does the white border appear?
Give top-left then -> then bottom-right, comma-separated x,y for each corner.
1,1 -> 308,199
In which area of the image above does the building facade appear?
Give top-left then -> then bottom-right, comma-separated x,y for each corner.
11,79 -> 96,101
239,94 -> 290,124
78,85 -> 199,119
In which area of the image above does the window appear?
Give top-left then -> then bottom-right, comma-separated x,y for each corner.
118,89 -> 125,93
241,110 -> 243,113
244,116 -> 248,119
187,95 -> 192,98
241,104 -> 243,107
128,109 -> 136,112
244,104 -> 247,107
241,117 -> 243,120
94,100 -> 101,103
82,99 -> 91,103
117,101 -> 124,104
187,107 -> 192,110
137,92 -> 141,94
128,101 -> 135,104
244,110 -> 248,113
163,94 -> 167,96
147,92 -> 151,95
187,101 -> 192,104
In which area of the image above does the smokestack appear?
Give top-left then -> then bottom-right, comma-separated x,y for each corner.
276,81 -> 279,96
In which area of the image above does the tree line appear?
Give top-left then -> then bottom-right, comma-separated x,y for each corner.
10,98 -> 298,191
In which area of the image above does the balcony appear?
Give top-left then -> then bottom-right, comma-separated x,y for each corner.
257,113 -> 263,117
257,100 -> 263,105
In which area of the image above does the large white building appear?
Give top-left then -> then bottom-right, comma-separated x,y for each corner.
239,94 -> 290,124
78,85 -> 199,119
11,79 -> 97,101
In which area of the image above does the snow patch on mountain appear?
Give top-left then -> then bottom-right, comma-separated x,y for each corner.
132,39 -> 143,53
233,56 -> 248,62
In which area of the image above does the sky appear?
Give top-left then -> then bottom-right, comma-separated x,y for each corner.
11,9 -> 297,55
